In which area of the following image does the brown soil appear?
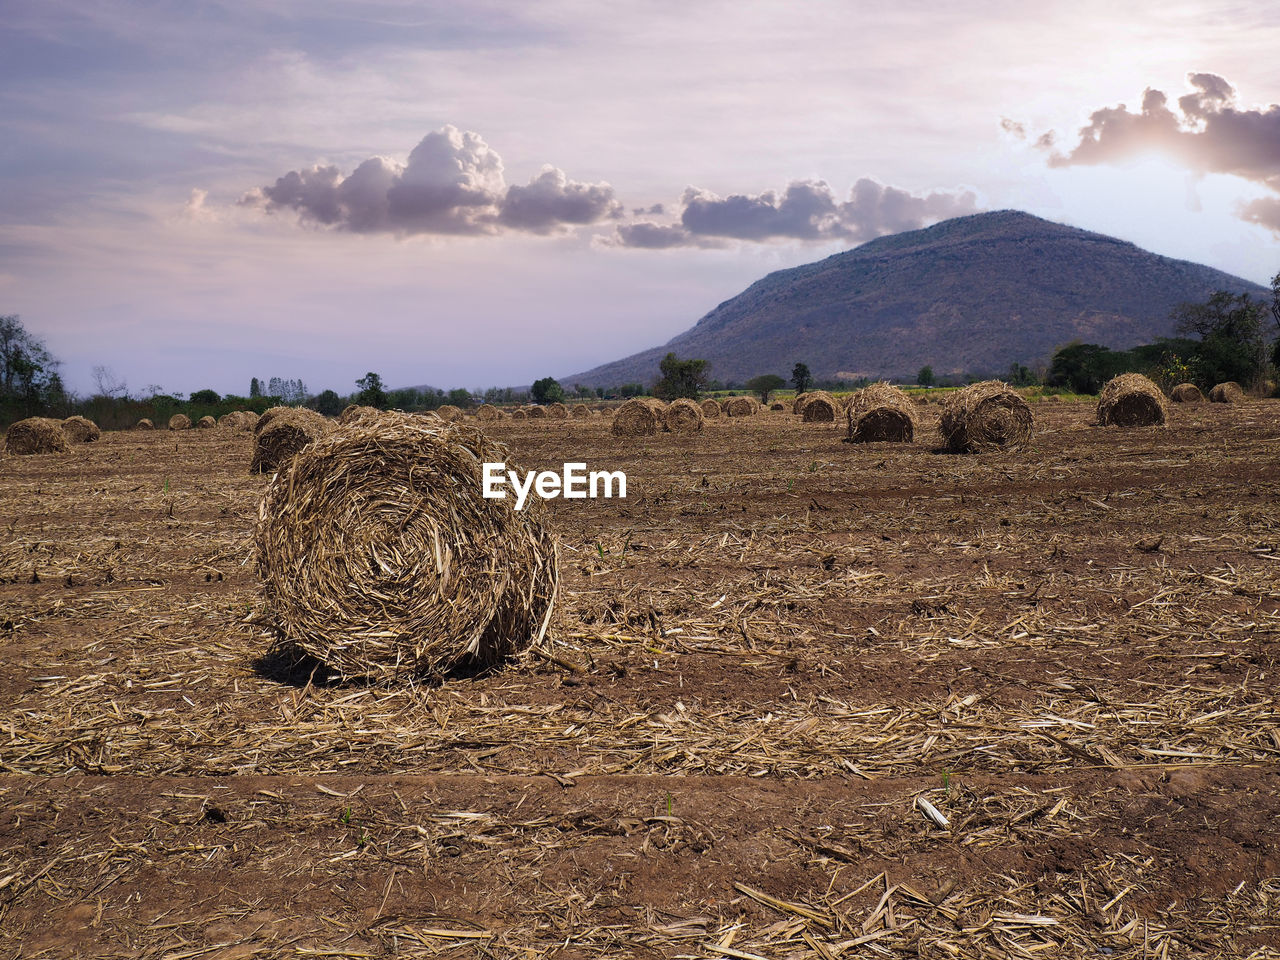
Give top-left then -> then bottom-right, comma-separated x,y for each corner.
2,400 -> 1279,957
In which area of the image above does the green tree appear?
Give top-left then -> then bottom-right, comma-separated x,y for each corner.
653,352 -> 709,400
447,387 -> 473,408
1047,342 -> 1131,394
355,372 -> 388,409
917,365 -> 935,387
0,315 -> 58,414
746,374 -> 786,404
311,389 -> 344,416
1172,290 -> 1268,387
618,382 -> 645,397
1270,271 -> 1280,373
250,377 -> 262,398
791,362 -> 812,394
531,377 -> 565,404
189,388 -> 220,405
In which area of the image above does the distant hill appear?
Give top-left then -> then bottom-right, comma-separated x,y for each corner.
563,210 -> 1267,387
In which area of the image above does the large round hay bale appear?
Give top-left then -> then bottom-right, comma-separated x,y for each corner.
435,404 -> 463,422
255,406 -> 293,435
611,397 -> 660,437
800,391 -> 839,422
510,408 -> 527,421
1097,373 -> 1168,427
544,402 -> 569,420
525,405 -> 547,419
846,382 -> 916,443
792,392 -> 812,414
197,415 -> 217,429
135,418 -> 155,431
474,403 -> 503,421
218,411 -> 245,430
168,413 -> 192,431
724,395 -> 758,417
1170,383 -> 1204,403
1209,381 -> 1245,404
61,415 -> 101,443
250,407 -> 331,474
940,380 -> 1034,452
5,417 -> 71,455
239,411 -> 260,431
570,404 -> 591,419
255,416 -> 558,682
663,397 -> 705,434
700,399 -> 721,418
339,404 -> 382,425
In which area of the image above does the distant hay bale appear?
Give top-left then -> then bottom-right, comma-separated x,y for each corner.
1097,373 -> 1168,427
941,380 -> 1034,452
1209,381 -> 1245,404
570,404 -> 591,419
1170,383 -> 1204,403
510,408 -> 527,420
845,382 -> 916,443
135,418 -> 155,430
197,415 -> 217,429
218,411 -> 246,429
339,404 -> 382,425
769,402 -> 785,411
545,402 -> 569,419
724,395 -> 759,417
250,407 -> 332,474
5,417 -> 71,455
474,403 -> 504,421
792,392 -> 812,414
61,415 -> 101,443
255,416 -> 558,682
168,413 -> 192,431
800,391 -> 839,422
611,397 -> 661,437
239,411 -> 260,431
436,404 -> 463,422
663,397 -> 705,434
525,405 -> 547,419
700,399 -> 722,418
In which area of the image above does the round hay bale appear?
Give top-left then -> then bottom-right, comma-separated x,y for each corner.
570,404 -> 591,419
5,417 -> 71,455
1209,381 -> 1245,404
135,418 -> 155,431
700,399 -> 722,418
800,391 -> 839,422
250,407 -> 332,474
197,415 -> 217,429
940,380 -> 1034,452
1170,383 -> 1204,403
217,411 -> 245,429
1096,373 -> 1168,427
255,416 -> 558,682
845,382 -> 916,443
61,415 -> 101,443
724,395 -> 759,417
525,405 -> 547,419
474,403 -> 503,421
510,408 -> 527,420
168,413 -> 192,431
663,397 -> 705,434
544,402 -> 569,420
768,402 -> 784,411
254,406 -> 293,435
238,411 -> 260,431
435,404 -> 463,422
792,392 -> 812,415
611,397 -> 660,437
339,405 -> 383,426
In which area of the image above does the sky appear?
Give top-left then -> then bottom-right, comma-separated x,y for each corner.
3,0 -> 1279,397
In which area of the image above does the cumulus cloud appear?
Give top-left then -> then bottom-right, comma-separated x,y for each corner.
611,178 -> 977,248
1039,73 -> 1280,233
243,126 -> 621,237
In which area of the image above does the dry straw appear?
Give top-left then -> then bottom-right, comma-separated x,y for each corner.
250,407 -> 332,474
510,408 -> 527,420
436,404 -> 464,422
663,397 -> 705,433
168,413 -> 192,431
135,418 -> 155,430
255,415 -> 558,681
570,404 -> 591,419
197,415 -> 217,429
474,403 -> 504,421
1096,373 -> 1168,427
339,405 -> 383,426
724,395 -> 759,417
792,392 -> 812,414
254,406 -> 293,435
611,397 -> 660,437
61,415 -> 101,443
700,399 -> 721,418
4,417 -> 70,455
800,391 -> 839,422
545,402 -> 569,419
1170,383 -> 1204,403
525,405 -> 547,419
846,382 -> 916,443
1210,381 -> 1245,403
940,380 -> 1034,451
769,401 -> 785,411
217,411 -> 245,429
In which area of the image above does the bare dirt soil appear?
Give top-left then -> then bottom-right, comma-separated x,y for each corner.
2,400 -> 1279,958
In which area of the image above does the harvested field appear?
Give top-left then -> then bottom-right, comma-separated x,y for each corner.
3,399 -> 1280,958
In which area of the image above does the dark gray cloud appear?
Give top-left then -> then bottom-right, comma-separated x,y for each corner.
244,126 -> 620,236
612,178 -> 977,248
1040,73 -> 1280,233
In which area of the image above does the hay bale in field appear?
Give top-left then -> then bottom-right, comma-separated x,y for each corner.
5,417 -> 71,455
792,392 -> 812,414
239,411 -> 260,431
525,405 -> 547,419
255,416 -> 558,682
1209,381 -> 1245,404
700,399 -> 722,418
800,391 -> 839,422
254,406 -> 293,435
436,404 -> 463,422
769,402 -> 785,411
510,408 -> 527,420
544,402 -> 569,420
474,403 -> 503,421
197,415 -> 217,429
61,415 -> 101,443
724,395 -> 758,417
135,418 -> 155,430
250,407 -> 331,474
218,411 -> 245,429
1097,373 -> 1168,427
570,404 -> 591,419
845,382 -> 916,443
611,396 -> 660,437
941,380 -> 1034,452
168,413 -> 192,431
663,397 -> 705,434
339,404 -> 382,425
1170,383 -> 1204,403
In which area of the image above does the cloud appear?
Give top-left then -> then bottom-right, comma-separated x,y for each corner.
243,126 -> 620,237
1039,73 -> 1280,234
611,178 -> 977,248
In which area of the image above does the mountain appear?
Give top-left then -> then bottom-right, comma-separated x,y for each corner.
563,211 -> 1268,386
